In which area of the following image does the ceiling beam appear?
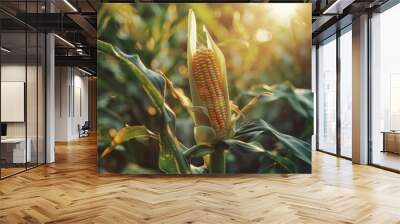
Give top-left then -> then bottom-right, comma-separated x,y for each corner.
322,0 -> 356,14
11,13 -> 82,32
66,13 -> 96,47
55,55 -> 96,73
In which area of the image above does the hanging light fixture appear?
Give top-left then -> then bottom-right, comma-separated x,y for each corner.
54,34 -> 75,48
1,47 -> 11,53
63,0 -> 78,12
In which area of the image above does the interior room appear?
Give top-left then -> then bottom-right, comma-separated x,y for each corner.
0,0 -> 96,179
0,0 -> 399,223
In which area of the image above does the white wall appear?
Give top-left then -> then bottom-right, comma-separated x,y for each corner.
55,67 -> 69,141
1,65 -> 39,138
55,67 -> 89,141
72,72 -> 89,138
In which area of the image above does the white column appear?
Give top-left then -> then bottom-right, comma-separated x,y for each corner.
46,33 -> 55,163
352,14 -> 369,164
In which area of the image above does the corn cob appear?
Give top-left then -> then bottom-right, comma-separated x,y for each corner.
187,9 -> 230,173
191,48 -> 228,135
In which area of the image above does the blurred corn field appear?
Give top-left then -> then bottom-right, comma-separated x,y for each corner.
97,3 -> 313,174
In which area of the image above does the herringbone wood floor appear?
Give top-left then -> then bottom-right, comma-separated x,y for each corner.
0,135 -> 400,224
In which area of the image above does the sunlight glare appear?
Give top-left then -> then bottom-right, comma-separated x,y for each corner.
266,4 -> 299,25
255,28 -> 272,43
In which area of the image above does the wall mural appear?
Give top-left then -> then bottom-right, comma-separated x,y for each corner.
97,3 -> 313,174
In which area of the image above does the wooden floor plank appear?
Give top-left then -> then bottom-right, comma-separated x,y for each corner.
0,135 -> 399,223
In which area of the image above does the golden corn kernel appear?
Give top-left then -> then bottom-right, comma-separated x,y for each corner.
191,48 -> 228,134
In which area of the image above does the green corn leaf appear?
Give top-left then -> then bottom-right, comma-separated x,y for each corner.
98,40 -> 165,111
223,139 -> 265,153
120,52 -> 166,97
160,100 -> 191,174
273,84 -> 309,118
101,126 -> 190,174
294,88 -> 314,118
183,144 -> 214,158
262,151 -> 297,173
222,139 -> 296,172
234,119 -> 311,165
153,120 -> 191,174
101,126 -> 158,158
237,83 -> 313,120
158,127 -> 182,173
98,40 -> 191,174
234,93 -> 270,122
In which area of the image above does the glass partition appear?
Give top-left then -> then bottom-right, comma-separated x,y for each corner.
1,30 -> 27,177
0,1 -> 46,179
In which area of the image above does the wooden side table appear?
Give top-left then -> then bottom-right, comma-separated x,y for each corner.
382,131 -> 400,154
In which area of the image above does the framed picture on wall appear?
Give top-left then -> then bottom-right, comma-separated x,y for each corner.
97,3 -> 313,175
1,82 -> 25,122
